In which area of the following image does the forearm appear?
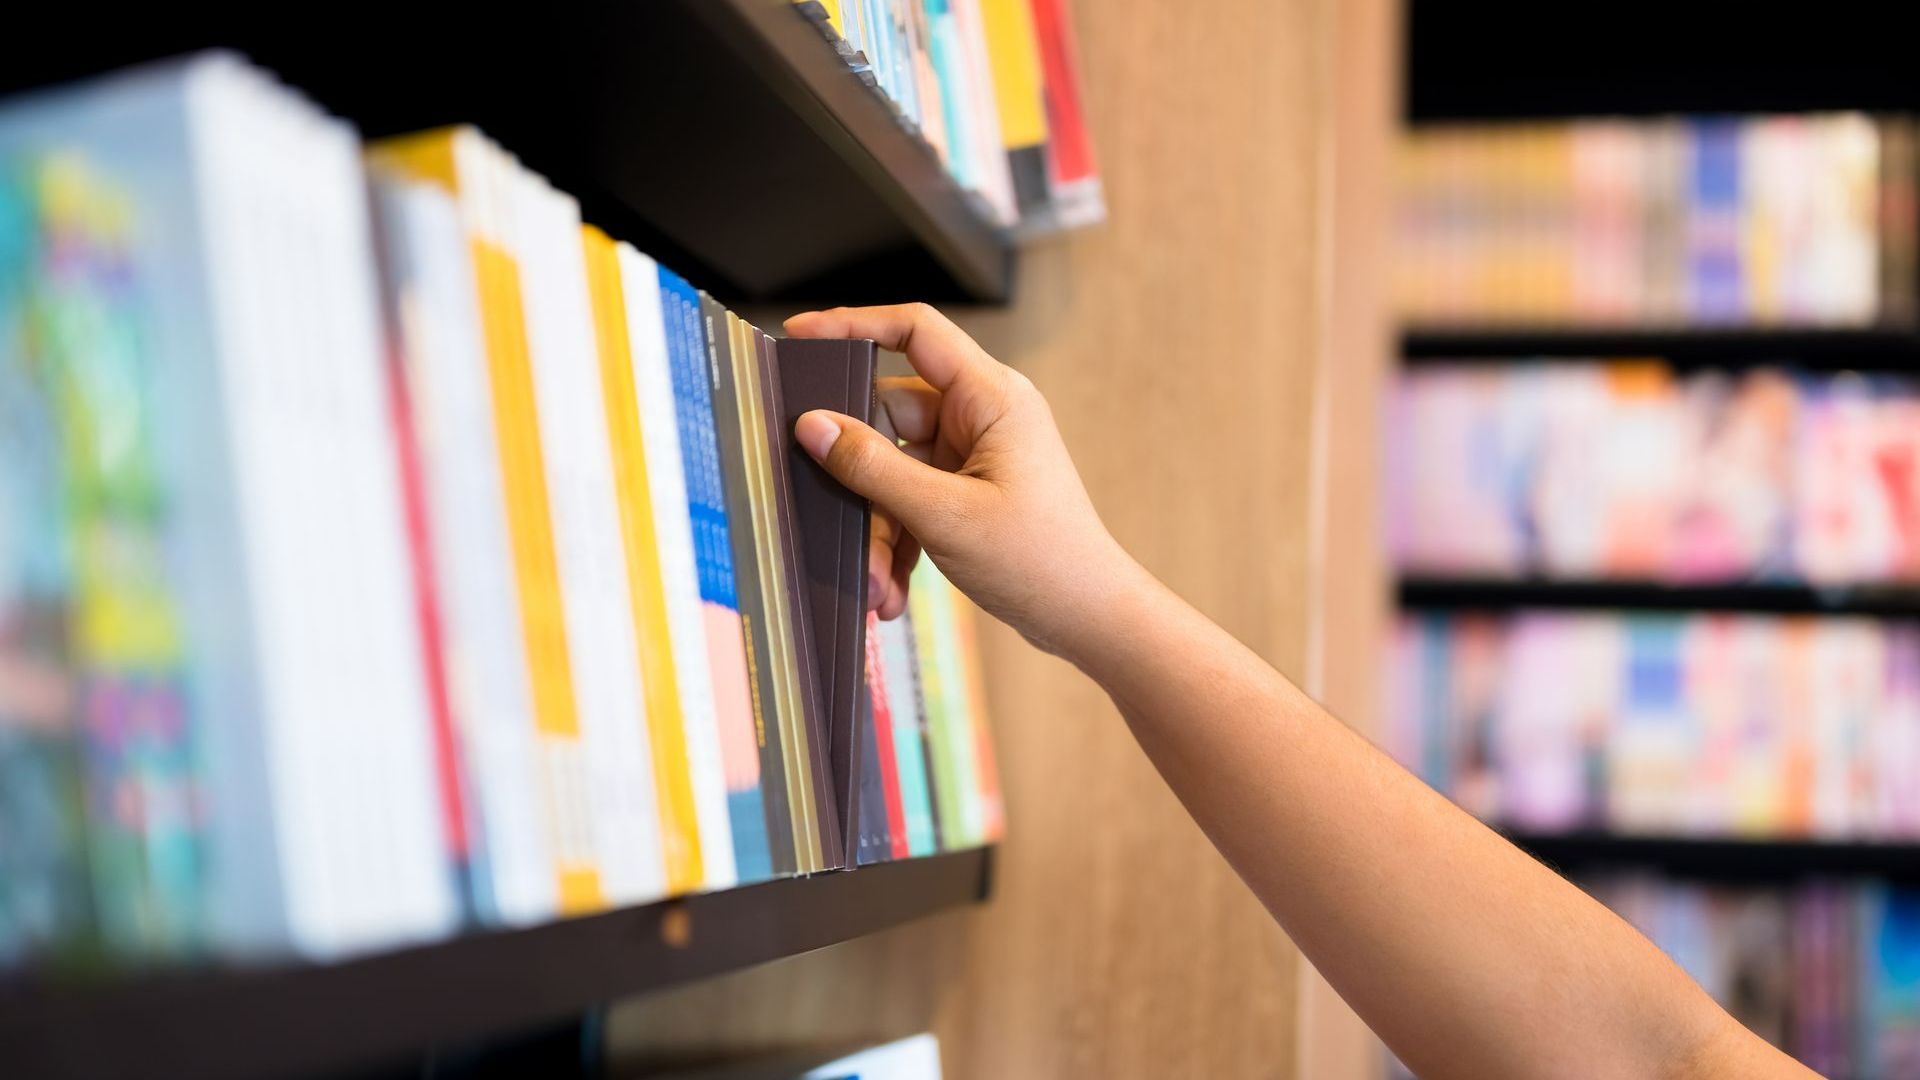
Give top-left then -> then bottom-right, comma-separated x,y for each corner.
1062,560 -> 1802,1080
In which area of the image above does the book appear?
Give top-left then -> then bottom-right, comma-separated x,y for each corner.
615,244 -> 739,892
0,55 -> 462,961
775,337 -> 878,865
753,327 -> 838,870
876,609 -> 940,856
581,227 -> 701,897
702,295 -> 799,877
909,559 -> 987,849
660,272 -> 773,884
372,126 -> 599,922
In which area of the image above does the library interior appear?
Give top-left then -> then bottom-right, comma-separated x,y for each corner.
0,2 -> 1916,1078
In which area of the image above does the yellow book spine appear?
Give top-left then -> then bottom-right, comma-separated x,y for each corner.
581,227 -> 704,895
374,128 -> 604,914
728,314 -> 821,872
980,0 -> 1048,150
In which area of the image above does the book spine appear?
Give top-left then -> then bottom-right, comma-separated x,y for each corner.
620,248 -> 738,893
581,228 -> 700,897
701,295 -> 797,877
865,612 -> 911,860
662,272 -> 771,884
910,558 -> 985,848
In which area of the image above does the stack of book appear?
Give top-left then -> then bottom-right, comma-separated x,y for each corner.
1390,361 -> 1920,584
1391,612 -> 1920,839
1396,115 -> 1917,328
0,53 -> 1002,973
792,0 -> 1103,234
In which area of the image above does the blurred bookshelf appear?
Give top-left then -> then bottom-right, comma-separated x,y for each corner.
1395,5 -> 1920,1071
0,850 -> 991,1080
0,1 -> 1015,305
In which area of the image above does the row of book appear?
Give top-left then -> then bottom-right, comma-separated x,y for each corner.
1389,613 -> 1920,839
1387,878 -> 1920,1079
1396,115 -> 1917,329
0,53 -> 1001,971
1389,363 -> 1920,585
1597,877 -> 1920,1079
792,0 -> 1103,234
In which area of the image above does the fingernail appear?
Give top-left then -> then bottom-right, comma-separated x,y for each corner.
795,411 -> 841,461
868,569 -> 886,605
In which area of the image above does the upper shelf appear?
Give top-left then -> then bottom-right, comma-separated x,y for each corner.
0,1 -> 1014,306
1402,328 -> 1920,369
1407,0 -> 1920,122
0,848 -> 992,1080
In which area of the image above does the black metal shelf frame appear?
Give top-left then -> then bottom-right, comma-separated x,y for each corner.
1504,831 -> 1920,885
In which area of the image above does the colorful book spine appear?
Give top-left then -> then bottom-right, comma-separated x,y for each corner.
860,611 -> 910,862
700,293 -> 798,877
909,559 -> 986,849
616,245 -> 738,892
372,127 -> 598,919
581,227 -> 700,896
877,610 -> 939,856
660,271 -> 772,883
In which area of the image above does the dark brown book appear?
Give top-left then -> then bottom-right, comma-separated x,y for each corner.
757,331 -> 847,870
774,337 -> 877,865
699,294 -> 796,877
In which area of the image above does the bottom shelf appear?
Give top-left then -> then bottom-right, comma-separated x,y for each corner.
0,848 -> 993,1080
1503,831 -> 1920,884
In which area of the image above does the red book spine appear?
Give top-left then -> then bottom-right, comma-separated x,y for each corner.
866,612 -> 911,859
1028,0 -> 1097,185
384,338 -> 470,861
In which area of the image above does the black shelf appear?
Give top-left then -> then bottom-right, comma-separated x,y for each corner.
1402,328 -> 1920,369
1505,831 -> 1920,885
1408,0 -> 1920,122
0,1 -> 1013,306
1398,579 -> 1920,617
0,849 -> 992,1080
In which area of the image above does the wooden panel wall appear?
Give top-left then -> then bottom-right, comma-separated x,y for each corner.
608,0 -> 1392,1075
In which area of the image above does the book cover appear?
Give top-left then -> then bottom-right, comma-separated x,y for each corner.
774,336 -> 877,866
981,0 -> 1051,216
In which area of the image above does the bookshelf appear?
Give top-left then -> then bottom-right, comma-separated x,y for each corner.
0,0 -> 1014,305
0,849 -> 992,1080
1506,833 -> 1920,886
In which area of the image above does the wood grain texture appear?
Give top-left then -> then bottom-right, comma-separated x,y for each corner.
608,0 -> 1364,1075
1296,0 -> 1397,1076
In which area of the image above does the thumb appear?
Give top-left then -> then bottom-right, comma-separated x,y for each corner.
795,409 -> 970,538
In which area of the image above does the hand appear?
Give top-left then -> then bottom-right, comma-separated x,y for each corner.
786,303 -> 1135,658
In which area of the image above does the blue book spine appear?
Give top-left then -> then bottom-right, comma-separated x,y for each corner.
1688,119 -> 1744,323
656,266 -> 773,883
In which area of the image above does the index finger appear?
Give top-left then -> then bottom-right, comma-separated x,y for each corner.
783,303 -> 994,392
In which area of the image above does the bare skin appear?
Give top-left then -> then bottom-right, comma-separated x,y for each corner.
786,303 -> 1814,1080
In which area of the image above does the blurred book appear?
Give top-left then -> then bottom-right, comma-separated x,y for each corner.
1397,115 -> 1914,330
1392,611 -> 1920,840
1390,362 -> 1920,585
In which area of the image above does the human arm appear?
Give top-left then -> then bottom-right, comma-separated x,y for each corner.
785,303 -> 1812,1080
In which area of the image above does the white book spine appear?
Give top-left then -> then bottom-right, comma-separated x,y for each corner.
616,244 -> 739,891
510,167 -> 666,907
